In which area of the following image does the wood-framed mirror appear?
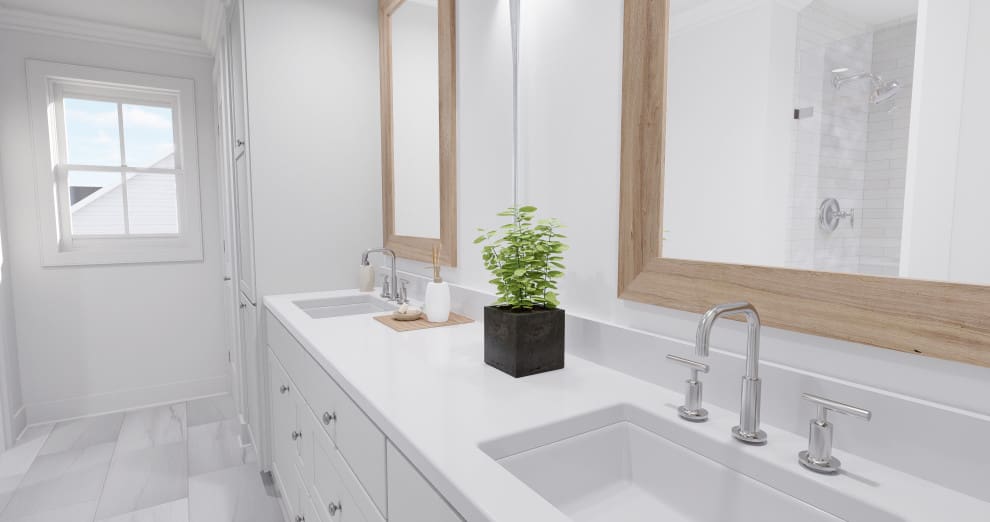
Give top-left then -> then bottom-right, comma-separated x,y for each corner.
378,0 -> 457,266
618,0 -> 990,367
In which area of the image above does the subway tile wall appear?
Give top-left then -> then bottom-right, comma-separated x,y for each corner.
788,2 -> 916,276
860,20 -> 916,276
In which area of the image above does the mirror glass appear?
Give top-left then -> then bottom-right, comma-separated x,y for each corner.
391,0 -> 440,238
662,0 -> 990,285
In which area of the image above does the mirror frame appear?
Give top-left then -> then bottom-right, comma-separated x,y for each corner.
378,0 -> 457,266
617,0 -> 990,367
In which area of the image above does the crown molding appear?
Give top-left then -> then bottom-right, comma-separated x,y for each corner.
0,6 -> 211,58
201,0 -> 229,56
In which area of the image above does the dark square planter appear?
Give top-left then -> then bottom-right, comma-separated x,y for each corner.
484,306 -> 565,378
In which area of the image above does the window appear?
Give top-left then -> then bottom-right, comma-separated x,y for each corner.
27,61 -> 204,266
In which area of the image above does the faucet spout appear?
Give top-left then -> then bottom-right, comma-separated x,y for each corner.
694,301 -> 767,445
362,248 -> 398,301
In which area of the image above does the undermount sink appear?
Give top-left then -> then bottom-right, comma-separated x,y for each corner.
293,294 -> 396,319
481,405 -> 894,522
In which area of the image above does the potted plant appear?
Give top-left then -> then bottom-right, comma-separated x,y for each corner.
475,206 -> 568,377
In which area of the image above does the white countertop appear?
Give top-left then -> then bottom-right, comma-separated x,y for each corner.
265,289 -> 990,522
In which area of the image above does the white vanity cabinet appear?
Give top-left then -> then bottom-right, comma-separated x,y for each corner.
266,312 -> 462,522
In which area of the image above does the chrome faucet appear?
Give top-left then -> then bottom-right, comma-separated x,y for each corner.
695,302 -> 767,445
362,248 -> 398,301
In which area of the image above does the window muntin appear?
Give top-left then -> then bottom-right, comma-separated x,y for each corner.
55,85 -> 182,238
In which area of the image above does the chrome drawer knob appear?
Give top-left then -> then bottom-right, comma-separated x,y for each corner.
291,430 -> 302,441
280,384 -> 290,394
328,502 -> 341,516
322,411 -> 336,425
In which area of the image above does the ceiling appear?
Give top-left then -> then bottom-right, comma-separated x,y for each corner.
0,0 -> 208,38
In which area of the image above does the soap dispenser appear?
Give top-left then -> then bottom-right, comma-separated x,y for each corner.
358,258 -> 375,292
424,244 -> 450,322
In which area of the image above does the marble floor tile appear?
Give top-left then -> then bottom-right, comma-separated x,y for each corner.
1,500 -> 97,522
116,404 -> 187,455
188,419 -> 254,477
188,464 -> 281,522
98,498 -> 189,522
0,425 -> 52,482
95,442 -> 187,520
39,414 -> 124,457
0,443 -> 114,521
185,396 -> 235,428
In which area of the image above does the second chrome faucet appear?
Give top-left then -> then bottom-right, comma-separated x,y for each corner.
694,301 -> 767,445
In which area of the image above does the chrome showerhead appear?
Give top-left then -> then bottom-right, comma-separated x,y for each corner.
832,70 -> 900,105
871,79 -> 900,104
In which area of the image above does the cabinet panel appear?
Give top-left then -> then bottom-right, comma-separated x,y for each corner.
267,313 -> 386,513
312,425 -> 382,522
335,388 -> 386,515
269,349 -> 298,515
387,441 -> 462,522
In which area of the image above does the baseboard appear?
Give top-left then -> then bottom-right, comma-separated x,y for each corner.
24,374 -> 230,426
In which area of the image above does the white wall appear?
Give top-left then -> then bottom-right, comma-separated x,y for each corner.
662,1 -> 795,267
900,0 -> 977,282
946,0 -> 990,285
0,178 -> 23,446
0,29 -> 228,424
392,1 -> 441,239
242,0 -> 383,298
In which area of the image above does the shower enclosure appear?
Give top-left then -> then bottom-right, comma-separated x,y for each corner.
787,0 -> 917,277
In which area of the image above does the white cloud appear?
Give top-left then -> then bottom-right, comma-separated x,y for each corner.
122,106 -> 173,130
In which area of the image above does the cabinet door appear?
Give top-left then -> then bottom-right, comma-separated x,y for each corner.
386,442 -> 462,522
227,0 -> 256,302
240,296 -> 260,444
269,350 -> 298,514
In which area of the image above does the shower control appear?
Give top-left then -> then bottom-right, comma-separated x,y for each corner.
819,198 -> 854,233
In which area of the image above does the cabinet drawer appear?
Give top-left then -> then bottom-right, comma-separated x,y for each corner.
311,425 -> 384,522
387,442 -> 462,522
269,350 -> 297,479
267,312 -> 308,394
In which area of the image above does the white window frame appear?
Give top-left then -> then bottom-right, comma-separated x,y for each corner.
27,60 -> 204,266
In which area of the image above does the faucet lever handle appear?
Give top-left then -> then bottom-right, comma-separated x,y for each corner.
398,279 -> 410,304
666,355 -> 709,422
802,393 -> 871,423
380,275 -> 391,299
798,393 -> 871,474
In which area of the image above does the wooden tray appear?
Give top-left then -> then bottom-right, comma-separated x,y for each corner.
374,312 -> 474,332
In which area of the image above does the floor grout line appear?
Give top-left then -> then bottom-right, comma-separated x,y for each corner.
90,413 -> 126,522
0,423 -> 55,520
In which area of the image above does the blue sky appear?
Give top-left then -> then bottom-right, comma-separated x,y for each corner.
63,98 -> 174,187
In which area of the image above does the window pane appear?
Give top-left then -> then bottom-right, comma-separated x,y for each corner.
63,99 -> 121,166
126,173 -> 178,234
68,171 -> 125,235
122,104 -> 175,168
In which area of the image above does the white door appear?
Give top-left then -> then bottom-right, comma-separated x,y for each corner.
214,31 -> 245,420
228,0 -> 256,304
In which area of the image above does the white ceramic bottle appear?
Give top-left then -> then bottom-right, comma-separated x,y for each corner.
358,263 -> 375,292
424,243 -> 450,322
424,281 -> 450,323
